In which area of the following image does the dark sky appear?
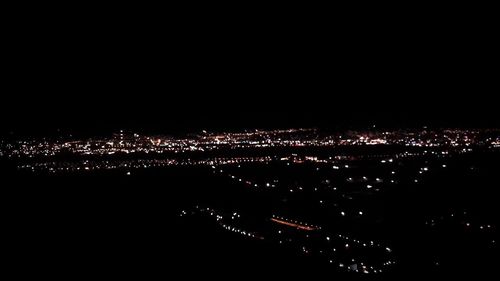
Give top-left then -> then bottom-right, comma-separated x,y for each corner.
2,7 -> 498,135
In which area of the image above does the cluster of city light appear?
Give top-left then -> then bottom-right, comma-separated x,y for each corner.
274,227 -> 395,274
424,209 -> 497,246
2,128 -> 499,160
203,149 -> 455,224
181,205 -> 395,275
199,147 -> 468,253
212,165 -> 278,189
180,206 -> 264,240
19,157 -> 274,173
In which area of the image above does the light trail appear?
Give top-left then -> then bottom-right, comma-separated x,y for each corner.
270,218 -> 317,231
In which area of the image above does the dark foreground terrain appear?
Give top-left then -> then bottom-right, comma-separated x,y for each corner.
2,149 -> 499,279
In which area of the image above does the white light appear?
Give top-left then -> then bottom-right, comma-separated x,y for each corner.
442,164 -> 447,168
359,211 -> 363,215
367,185 -> 372,189
341,211 -> 345,216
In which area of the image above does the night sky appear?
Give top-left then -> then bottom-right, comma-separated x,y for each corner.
3,8 -> 498,135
